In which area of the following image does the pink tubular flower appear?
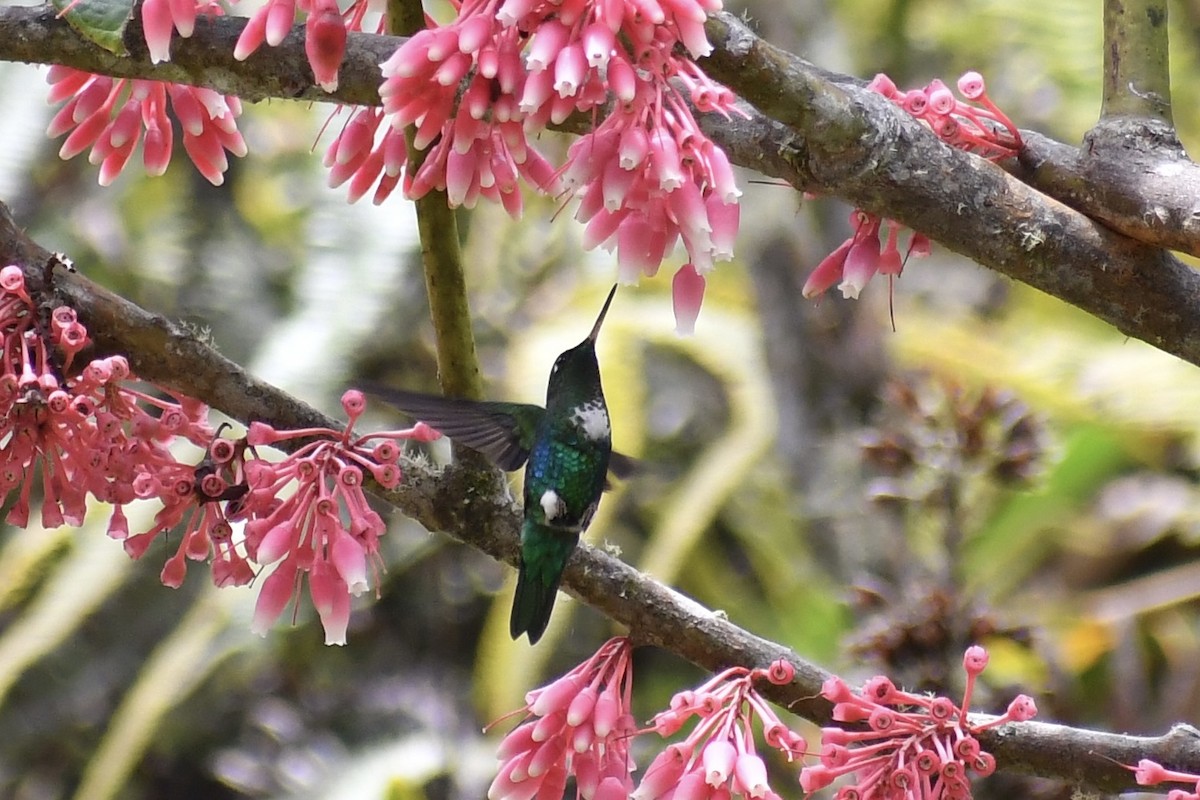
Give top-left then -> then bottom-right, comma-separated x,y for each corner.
488,637 -> 637,800
672,263 -> 706,335
235,0 -> 373,94
0,263 -> 436,645
800,645 -> 1037,800
805,70 -> 1020,303
237,389 -> 427,644
305,0 -> 349,92
366,0 -> 739,328
45,67 -> 246,185
138,0 -> 221,63
1129,758 -> 1200,799
801,212 -> 930,302
633,658 -> 805,800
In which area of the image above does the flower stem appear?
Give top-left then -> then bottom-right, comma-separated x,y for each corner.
388,0 -> 485,402
1101,0 -> 1173,124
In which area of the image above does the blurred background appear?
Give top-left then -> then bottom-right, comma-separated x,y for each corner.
3,0 -> 1200,798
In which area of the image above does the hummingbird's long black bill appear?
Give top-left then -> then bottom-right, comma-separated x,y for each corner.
588,284 -> 618,342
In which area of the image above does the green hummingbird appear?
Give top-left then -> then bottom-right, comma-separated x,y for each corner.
370,286 -> 630,643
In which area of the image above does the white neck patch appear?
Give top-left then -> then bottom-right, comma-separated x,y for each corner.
570,401 -> 610,442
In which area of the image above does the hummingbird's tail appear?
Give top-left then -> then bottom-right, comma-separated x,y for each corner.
510,528 -> 580,644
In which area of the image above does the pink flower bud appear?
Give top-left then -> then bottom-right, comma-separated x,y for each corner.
867,73 -> 899,98
497,722 -> 537,761
107,506 -> 129,540
331,527 -> 369,595
838,224 -> 882,300
733,753 -> 770,798
582,22 -> 615,67
799,766 -> 835,793
672,263 -> 705,335
972,752 -> 996,776
632,744 -> 689,800
702,739 -> 736,787
802,239 -> 852,299
526,733 -> 566,778
251,557 -> 299,635
929,697 -> 957,721
957,71 -> 986,99
141,0 -> 174,64
256,520 -> 296,566
571,721 -> 594,753
160,552 -> 188,588
526,19 -> 570,72
591,683 -> 621,737
0,265 -> 26,296
234,5 -> 269,60
926,79 -> 956,115
554,43 -> 587,97
246,421 -> 282,446
963,645 -> 989,675
1005,694 -> 1038,721
310,562 -> 350,645
607,54 -> 638,103
457,14 -> 493,53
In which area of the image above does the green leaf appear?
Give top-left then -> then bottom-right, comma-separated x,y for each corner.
52,0 -> 135,56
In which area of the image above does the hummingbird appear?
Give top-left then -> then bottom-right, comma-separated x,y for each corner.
369,285 -> 630,643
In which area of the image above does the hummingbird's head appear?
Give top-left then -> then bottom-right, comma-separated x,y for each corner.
545,285 -> 617,410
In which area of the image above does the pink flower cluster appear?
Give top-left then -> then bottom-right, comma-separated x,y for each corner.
868,72 -> 1021,161
803,71 -> 1020,302
802,211 -> 930,301
635,658 -> 806,800
800,645 -> 1037,800
1131,759 -> 1200,800
48,0 -> 740,330
489,636 -> 637,800
341,0 -> 741,330
234,392 -> 440,644
46,1 -> 246,185
0,264 -> 214,532
0,263 -> 437,643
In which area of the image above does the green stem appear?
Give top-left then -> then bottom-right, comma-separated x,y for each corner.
1101,0 -> 1173,123
388,0 -> 484,401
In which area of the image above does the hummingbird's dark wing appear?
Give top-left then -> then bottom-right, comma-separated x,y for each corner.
365,386 -> 544,471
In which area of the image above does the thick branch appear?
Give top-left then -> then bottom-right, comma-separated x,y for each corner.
2,202 -> 1200,792
697,13 -> 1200,362
5,7 -> 1200,355
1015,129 -> 1200,257
0,5 -> 395,104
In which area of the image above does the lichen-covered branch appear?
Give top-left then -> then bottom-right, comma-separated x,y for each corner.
8,6 -> 1200,366
1,202 -> 1199,793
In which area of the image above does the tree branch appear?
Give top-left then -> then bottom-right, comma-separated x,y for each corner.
4,6 -> 1200,369
389,0 -> 485,402
1,202 -> 1199,792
